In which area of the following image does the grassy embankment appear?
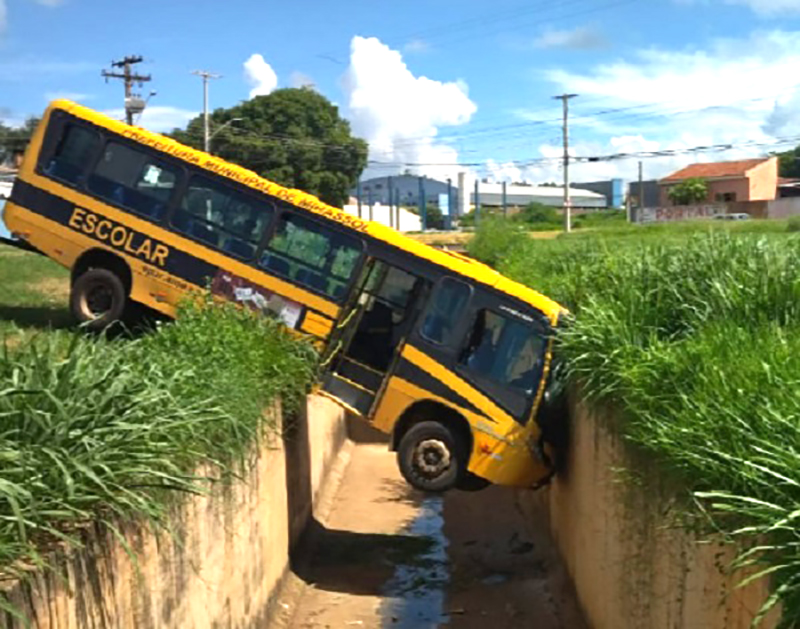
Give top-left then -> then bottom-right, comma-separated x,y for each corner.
0,245 -> 316,618
468,218 -> 800,627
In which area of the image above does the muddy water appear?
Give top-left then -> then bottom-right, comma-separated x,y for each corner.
380,497 -> 450,627
284,443 -> 586,628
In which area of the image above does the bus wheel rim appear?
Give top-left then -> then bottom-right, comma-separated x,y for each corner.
84,284 -> 113,318
413,439 -> 451,478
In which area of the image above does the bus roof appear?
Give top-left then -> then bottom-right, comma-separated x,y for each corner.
50,100 -> 566,323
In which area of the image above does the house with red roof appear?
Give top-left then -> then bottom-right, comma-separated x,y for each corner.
659,157 -> 778,206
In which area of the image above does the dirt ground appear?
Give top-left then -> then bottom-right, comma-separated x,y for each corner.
279,438 -> 587,629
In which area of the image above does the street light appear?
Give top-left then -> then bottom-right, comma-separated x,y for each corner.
208,118 -> 242,153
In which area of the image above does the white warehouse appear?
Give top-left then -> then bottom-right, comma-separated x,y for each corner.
470,183 -> 607,210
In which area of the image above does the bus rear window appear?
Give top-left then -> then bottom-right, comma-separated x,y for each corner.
88,142 -> 178,221
259,214 -> 362,300
43,124 -> 100,186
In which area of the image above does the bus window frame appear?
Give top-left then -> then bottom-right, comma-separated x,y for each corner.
258,208 -> 367,305
417,276 -> 473,349
36,112 -> 187,229
35,109 -> 363,305
87,139 -> 186,224
454,303 -> 550,424
36,112 -> 104,192
168,171 -> 277,263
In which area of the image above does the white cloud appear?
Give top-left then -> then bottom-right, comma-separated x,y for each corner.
244,53 -> 278,99
485,159 -> 523,183
289,71 -> 315,89
404,39 -> 430,54
2,0 -> 65,36
343,36 -> 477,182
532,26 -> 607,50
104,106 -> 198,133
521,29 -> 800,183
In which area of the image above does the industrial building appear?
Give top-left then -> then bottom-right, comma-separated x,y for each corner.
470,183 -> 606,210
352,174 -> 615,214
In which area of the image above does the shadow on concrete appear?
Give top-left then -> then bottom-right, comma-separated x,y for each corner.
282,401 -> 313,550
346,413 -> 390,444
291,518 -> 436,597
375,478 -> 427,507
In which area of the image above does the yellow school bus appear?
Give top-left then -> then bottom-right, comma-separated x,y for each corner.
4,100 -> 568,493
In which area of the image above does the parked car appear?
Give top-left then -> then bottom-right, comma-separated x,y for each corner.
712,212 -> 750,221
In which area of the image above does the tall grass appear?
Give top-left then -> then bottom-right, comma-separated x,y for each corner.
0,299 -> 315,576
470,223 -> 800,627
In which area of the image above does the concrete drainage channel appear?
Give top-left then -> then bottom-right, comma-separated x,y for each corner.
282,423 -> 588,629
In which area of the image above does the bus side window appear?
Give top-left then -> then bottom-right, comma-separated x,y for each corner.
88,142 -> 178,221
460,310 -> 545,394
258,214 -> 362,301
43,125 -> 101,187
420,278 -> 471,345
172,175 -> 272,259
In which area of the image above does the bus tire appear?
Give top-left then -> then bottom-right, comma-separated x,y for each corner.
70,268 -> 127,331
397,421 -> 467,493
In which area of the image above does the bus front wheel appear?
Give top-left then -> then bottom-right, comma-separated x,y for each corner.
398,421 -> 467,493
71,268 -> 127,331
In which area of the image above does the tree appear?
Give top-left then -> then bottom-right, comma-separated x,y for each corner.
667,177 -> 708,206
0,118 -> 40,165
171,88 -> 368,208
513,202 -> 560,225
776,147 -> 800,178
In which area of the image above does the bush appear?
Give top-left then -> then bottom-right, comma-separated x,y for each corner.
465,216 -> 528,267
0,300 -> 315,574
788,215 -> 800,232
572,209 -> 627,230
513,202 -> 560,225
497,233 -> 800,626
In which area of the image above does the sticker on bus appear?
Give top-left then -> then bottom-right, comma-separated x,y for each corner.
211,270 -> 304,329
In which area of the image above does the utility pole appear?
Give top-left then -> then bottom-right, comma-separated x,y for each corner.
638,160 -> 645,223
192,70 -> 221,153
474,178 -> 480,226
388,176 -> 394,229
102,56 -> 151,125
553,93 -> 578,233
418,177 -> 427,231
446,178 -> 453,230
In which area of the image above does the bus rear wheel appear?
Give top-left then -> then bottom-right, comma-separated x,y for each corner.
71,268 -> 127,331
398,421 -> 467,493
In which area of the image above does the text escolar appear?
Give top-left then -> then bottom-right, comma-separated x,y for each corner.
67,208 -> 170,267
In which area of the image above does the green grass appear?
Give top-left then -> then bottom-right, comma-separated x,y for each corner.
0,298 -> 316,589
0,245 -> 70,337
468,217 -> 800,627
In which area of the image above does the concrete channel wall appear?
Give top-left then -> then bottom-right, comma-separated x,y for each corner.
0,394 -> 349,629
517,398 -> 780,629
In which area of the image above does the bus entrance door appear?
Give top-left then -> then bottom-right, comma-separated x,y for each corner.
320,260 -> 424,417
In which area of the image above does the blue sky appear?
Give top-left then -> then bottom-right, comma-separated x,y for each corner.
3,0 -> 800,183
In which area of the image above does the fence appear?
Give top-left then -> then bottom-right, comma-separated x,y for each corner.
636,198 -> 800,223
